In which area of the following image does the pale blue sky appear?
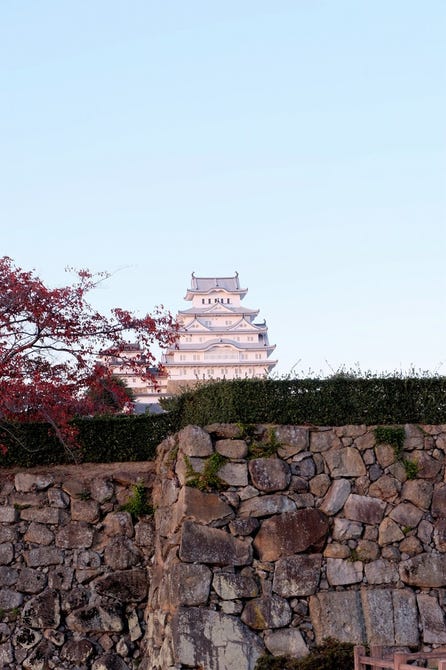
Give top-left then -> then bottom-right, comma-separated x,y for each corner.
1,1 -> 445,376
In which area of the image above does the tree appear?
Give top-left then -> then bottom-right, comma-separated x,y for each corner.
0,257 -> 177,454
86,374 -> 135,413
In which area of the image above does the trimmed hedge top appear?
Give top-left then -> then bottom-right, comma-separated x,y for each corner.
165,376 -> 446,427
1,376 -> 446,467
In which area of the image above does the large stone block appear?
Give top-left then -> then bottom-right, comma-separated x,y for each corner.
417,593 -> 446,644
253,509 -> 329,561
178,425 -> 214,457
24,522 -> 54,546
56,522 -> 94,549
179,521 -> 252,566
168,563 -> 212,607
20,507 -> 60,524
12,626 -> 42,650
71,499 -> 100,523
213,573 -> 259,600
274,425 -> 309,453
432,484 -> 446,517
310,430 -> 340,452
413,452 -> 442,479
61,639 -> 95,664
0,587 -> 23,609
264,629 -> 309,658
229,517 -> 259,536
344,494 -> 386,524
369,475 -> 401,502
239,494 -> 296,518
218,462 -> 248,487
22,589 -> 60,629
93,569 -> 148,602
102,511 -> 134,538
17,567 -> 48,594
332,517 -> 363,541
378,518 -> 404,545
400,553 -> 446,587
326,558 -> 363,586
104,537 -> 141,570
248,458 -> 290,492
66,604 -> 124,633
393,590 -> 419,646
364,559 -> 399,585
0,641 -> 13,665
0,566 -> 17,587
25,546 -> 63,567
0,507 -> 17,523
14,473 -> 54,492
241,595 -> 291,629
389,502 -> 424,528
324,447 -> 366,477
320,479 -> 351,515
0,543 -> 13,565
172,607 -> 264,670
309,591 -> 365,644
402,479 -> 433,510
361,589 -> 394,645
215,439 -> 248,459
174,487 -> 233,528
273,554 -> 322,596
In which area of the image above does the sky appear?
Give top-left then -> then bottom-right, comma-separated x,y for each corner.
1,1 -> 445,377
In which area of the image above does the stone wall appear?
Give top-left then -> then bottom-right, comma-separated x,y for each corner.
0,462 -> 155,669
143,423 -> 446,670
3,423 -> 446,670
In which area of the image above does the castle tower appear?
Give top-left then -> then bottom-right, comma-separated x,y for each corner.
163,273 -> 277,392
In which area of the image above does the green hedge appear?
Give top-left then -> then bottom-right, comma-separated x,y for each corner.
167,377 -> 446,426
0,412 -> 181,468
1,377 -> 446,468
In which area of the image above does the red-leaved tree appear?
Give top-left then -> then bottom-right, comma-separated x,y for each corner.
0,257 -> 177,454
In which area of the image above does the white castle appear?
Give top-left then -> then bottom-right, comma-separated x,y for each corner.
163,273 -> 277,393
102,273 -> 277,409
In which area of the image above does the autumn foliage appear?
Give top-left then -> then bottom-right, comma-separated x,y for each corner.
0,257 -> 177,453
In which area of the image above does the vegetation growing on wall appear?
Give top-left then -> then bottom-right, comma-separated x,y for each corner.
255,639 -> 354,670
374,425 -> 419,479
184,453 -> 228,491
121,481 -> 154,518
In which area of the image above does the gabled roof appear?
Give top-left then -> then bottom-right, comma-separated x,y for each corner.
170,339 -> 276,354
185,273 -> 247,299
179,304 -> 258,317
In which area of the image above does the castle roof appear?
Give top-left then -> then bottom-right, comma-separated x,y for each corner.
185,273 -> 247,299
178,304 -> 259,317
